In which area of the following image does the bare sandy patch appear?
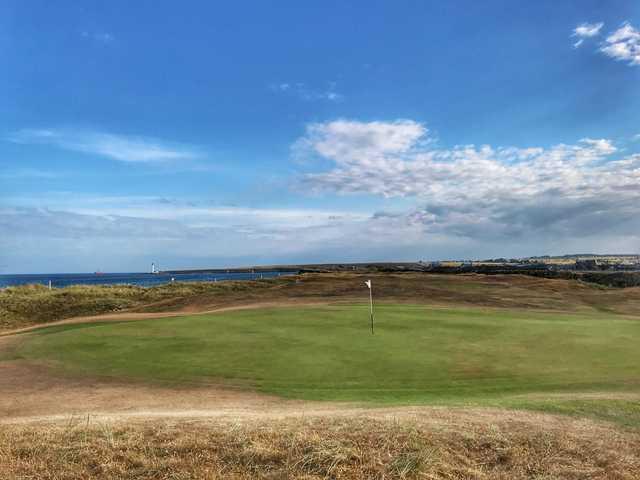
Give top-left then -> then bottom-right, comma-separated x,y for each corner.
0,359 -> 323,423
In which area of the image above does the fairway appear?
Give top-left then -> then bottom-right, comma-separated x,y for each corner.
12,304 -> 640,404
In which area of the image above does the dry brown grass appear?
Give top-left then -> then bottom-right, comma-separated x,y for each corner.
0,279 -> 277,331
2,414 -> 639,479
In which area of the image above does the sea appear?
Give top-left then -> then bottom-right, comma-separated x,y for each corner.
0,271 -> 295,289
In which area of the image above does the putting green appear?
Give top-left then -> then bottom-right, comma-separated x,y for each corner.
11,304 -> 640,404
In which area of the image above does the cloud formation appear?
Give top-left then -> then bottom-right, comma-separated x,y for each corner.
4,120 -> 639,272
571,22 -> 604,48
600,22 -> 640,66
297,119 -> 640,242
7,128 -> 202,163
572,21 -> 640,66
4,189 -> 639,274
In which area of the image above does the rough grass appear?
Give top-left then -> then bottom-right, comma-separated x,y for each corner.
2,415 -> 639,479
0,280 -> 276,331
3,272 -> 640,332
12,305 -> 640,404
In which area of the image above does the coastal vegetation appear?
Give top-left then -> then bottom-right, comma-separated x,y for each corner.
0,279 -> 276,331
3,272 -> 640,332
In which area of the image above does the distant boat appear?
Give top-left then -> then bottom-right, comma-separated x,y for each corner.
94,271 -> 104,275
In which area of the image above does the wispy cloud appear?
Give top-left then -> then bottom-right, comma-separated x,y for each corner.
7,128 -> 202,163
600,22 -> 640,66
1,194 -> 369,236
571,22 -> 604,48
270,82 -> 343,102
0,200 -> 376,272
4,189 -> 640,273
81,30 -> 115,44
0,168 -> 64,180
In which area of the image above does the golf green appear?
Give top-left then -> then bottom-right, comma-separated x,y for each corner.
12,304 -> 640,404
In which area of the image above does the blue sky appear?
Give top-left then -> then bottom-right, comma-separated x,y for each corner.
1,1 -> 639,273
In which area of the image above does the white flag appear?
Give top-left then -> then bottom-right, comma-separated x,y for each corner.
365,280 -> 371,289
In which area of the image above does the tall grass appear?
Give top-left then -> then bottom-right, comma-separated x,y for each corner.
2,415 -> 638,479
0,280 -> 277,330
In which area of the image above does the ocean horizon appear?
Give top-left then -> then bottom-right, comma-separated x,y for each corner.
0,271 -> 294,289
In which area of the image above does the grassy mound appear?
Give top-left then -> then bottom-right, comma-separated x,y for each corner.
0,280 -> 276,331
11,305 -> 640,404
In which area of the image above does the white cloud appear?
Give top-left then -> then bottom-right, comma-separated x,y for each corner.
293,119 -> 426,164
270,82 -> 344,102
572,21 -> 604,48
599,22 -> 640,66
297,119 -> 629,200
573,22 -> 604,38
296,119 -> 640,243
7,128 -> 202,163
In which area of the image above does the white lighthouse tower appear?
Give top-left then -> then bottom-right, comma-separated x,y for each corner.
151,262 -> 157,274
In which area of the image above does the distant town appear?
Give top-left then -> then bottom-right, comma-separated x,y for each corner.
167,254 -> 640,275
439,254 -> 640,271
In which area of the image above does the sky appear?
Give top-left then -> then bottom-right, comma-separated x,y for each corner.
1,1 -> 639,273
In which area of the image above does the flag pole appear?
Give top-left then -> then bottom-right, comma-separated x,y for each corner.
365,279 -> 374,334
370,284 -> 374,334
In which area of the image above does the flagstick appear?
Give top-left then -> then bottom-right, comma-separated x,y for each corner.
365,279 -> 374,334
369,282 -> 374,335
